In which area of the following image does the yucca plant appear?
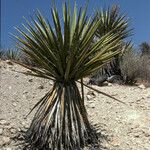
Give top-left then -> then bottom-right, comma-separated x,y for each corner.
93,5 -> 132,78
5,49 -> 20,61
95,5 -> 131,39
13,2 -> 124,149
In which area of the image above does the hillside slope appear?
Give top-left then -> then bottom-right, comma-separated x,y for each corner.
0,61 -> 150,150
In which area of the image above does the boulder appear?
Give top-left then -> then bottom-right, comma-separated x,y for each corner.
107,75 -> 123,84
138,84 -> 146,89
88,75 -> 107,86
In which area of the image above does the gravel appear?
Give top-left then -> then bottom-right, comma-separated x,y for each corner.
0,61 -> 150,150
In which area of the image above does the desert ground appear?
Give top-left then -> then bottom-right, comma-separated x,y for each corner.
0,61 -> 150,150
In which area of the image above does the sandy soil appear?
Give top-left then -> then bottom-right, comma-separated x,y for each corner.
0,61 -> 150,150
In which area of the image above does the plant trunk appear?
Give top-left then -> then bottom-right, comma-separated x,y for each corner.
25,81 -> 94,150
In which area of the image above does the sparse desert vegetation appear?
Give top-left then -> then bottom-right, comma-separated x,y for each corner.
0,1 -> 150,150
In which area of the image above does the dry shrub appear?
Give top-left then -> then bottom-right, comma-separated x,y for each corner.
120,49 -> 140,84
138,55 -> 150,81
19,52 -> 38,67
120,49 -> 150,84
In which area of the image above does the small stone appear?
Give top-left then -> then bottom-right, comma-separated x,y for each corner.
15,74 -> 19,78
5,147 -> 12,150
110,137 -> 121,146
28,79 -> 33,82
18,128 -> 21,132
12,102 -> 17,107
8,86 -> 12,90
2,136 -> 11,145
5,60 -> 13,65
21,122 -> 26,126
134,132 -> 140,138
5,125 -> 12,129
21,122 -> 29,128
0,128 -> 3,135
24,125 -> 29,129
144,132 -> 150,137
111,94 -> 118,97
142,128 -> 150,137
106,101 -> 111,104
0,119 -> 8,125
86,95 -> 92,100
90,103 -> 95,108
86,91 -> 96,100
23,91 -> 28,94
138,84 -> 146,89
108,83 -> 113,86
10,128 -> 16,134
49,81 -> 53,85
37,85 -> 44,89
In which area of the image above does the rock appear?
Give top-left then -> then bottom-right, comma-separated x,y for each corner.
5,60 -> 13,65
23,94 -> 29,99
17,128 -> 21,132
0,128 -> 3,135
108,83 -> 113,86
5,125 -> 12,129
15,74 -> 19,78
88,75 -> 107,86
144,132 -> 150,137
21,121 -> 29,128
134,134 -> 140,138
10,128 -> 16,134
83,78 -> 90,85
12,102 -> 17,107
133,130 -> 142,138
0,119 -> 9,125
28,79 -> 33,82
138,84 -> 146,89
86,95 -> 92,100
110,137 -> 121,146
107,75 -> 123,84
89,103 -> 95,108
21,122 -> 26,126
1,136 -> 11,145
23,91 -> 28,94
5,147 -> 12,150
24,125 -> 29,129
87,91 -> 96,96
86,91 -> 96,100
103,81 -> 108,86
49,81 -> 53,85
141,128 -> 150,137
37,85 -> 44,89
8,86 -> 12,90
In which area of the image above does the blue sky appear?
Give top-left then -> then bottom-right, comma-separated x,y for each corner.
1,0 -> 150,49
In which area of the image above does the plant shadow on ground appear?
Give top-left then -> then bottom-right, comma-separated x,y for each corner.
12,123 -> 109,150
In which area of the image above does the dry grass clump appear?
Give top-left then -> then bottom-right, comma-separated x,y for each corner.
138,55 -> 150,81
120,49 -> 140,84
